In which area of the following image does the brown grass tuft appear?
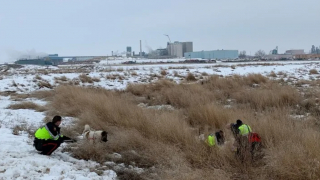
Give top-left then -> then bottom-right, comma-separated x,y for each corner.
160,70 -> 167,76
309,69 -> 318,74
12,124 -> 36,136
91,77 -> 101,82
186,73 -> 197,81
10,93 -> 30,101
117,68 -> 124,72
245,73 -> 268,84
7,102 -> 47,112
70,142 -> 109,163
54,76 -> 69,82
201,72 -> 209,76
79,74 -> 93,83
30,90 -> 55,101
37,80 -> 53,89
131,71 -> 138,76
269,71 -> 277,77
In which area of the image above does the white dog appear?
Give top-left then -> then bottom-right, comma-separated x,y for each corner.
82,124 -> 108,143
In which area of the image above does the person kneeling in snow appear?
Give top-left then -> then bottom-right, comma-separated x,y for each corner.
33,116 -> 76,155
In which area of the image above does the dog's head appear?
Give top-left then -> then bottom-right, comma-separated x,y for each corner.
101,131 -> 108,142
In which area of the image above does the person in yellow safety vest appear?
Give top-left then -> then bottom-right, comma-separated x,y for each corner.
207,130 -> 225,147
230,119 -> 253,159
33,116 -> 76,155
230,119 -> 252,137
236,119 -> 252,136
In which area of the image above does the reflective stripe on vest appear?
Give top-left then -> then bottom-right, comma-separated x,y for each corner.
238,124 -> 251,136
35,125 -> 60,140
207,134 -> 216,147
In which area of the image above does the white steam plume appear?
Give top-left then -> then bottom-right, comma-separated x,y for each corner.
6,49 -> 48,61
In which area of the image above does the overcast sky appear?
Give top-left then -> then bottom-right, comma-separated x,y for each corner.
0,0 -> 319,62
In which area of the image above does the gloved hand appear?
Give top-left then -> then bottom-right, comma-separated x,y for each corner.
58,137 -> 65,143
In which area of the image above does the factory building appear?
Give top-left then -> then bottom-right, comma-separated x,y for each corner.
263,49 -> 305,60
263,54 -> 293,60
167,42 -> 183,57
156,49 -> 168,56
285,49 -> 305,55
14,59 -> 53,65
182,42 -> 193,56
15,54 -> 63,65
126,46 -> 132,57
167,41 -> 193,57
184,50 -> 238,60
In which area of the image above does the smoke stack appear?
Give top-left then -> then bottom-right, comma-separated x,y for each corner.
140,40 -> 142,57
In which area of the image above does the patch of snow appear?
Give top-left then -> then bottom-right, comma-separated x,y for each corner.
0,95 -> 117,179
1,60 -> 320,92
0,126 -> 116,180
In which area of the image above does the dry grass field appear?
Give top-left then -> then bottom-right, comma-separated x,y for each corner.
30,73 -> 320,180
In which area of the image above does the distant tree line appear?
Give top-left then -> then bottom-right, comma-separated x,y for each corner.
239,51 -> 246,58
255,50 -> 266,58
239,50 -> 266,59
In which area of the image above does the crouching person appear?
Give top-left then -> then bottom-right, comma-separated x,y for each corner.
206,130 -> 225,147
34,116 -> 75,155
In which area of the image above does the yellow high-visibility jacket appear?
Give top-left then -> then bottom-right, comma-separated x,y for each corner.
207,134 -> 216,147
238,124 -> 252,136
35,122 -> 62,140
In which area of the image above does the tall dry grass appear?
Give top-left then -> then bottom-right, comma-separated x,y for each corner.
51,86 -> 194,147
232,85 -> 300,110
187,103 -> 232,128
50,85 -> 235,179
46,73 -> 320,180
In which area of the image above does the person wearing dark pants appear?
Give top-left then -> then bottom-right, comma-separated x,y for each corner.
229,119 -> 252,162
34,116 -> 76,155
34,139 -> 62,155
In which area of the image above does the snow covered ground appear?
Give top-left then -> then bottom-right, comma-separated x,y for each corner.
0,95 -> 116,180
0,60 -> 320,179
1,60 -> 320,93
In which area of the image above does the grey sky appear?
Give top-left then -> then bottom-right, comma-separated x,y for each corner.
0,0 -> 319,62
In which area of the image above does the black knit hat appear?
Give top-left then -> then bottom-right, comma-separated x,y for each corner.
236,119 -> 243,125
52,116 -> 62,124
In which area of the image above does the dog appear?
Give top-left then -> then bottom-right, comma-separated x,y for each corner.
82,124 -> 108,143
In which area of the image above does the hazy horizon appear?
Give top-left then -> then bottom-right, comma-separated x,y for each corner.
0,0 -> 319,62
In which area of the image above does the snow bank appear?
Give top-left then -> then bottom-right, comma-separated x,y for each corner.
0,127 -> 116,180
0,96 -> 117,180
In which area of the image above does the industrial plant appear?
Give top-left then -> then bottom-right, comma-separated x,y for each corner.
125,37 -> 237,60
13,37 -> 320,66
262,46 -> 320,60
185,50 -> 238,60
